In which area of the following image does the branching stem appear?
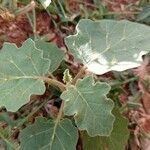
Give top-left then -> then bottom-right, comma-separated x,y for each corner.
44,77 -> 66,147
72,66 -> 87,85
44,77 -> 66,121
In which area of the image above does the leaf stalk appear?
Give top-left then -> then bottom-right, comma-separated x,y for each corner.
43,77 -> 66,92
72,66 -> 87,85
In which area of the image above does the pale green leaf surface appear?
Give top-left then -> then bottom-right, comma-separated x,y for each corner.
35,41 -> 64,72
65,19 -> 150,74
20,117 -> 78,150
39,0 -> 51,9
61,76 -> 115,136
81,108 -> 129,150
0,39 -> 50,112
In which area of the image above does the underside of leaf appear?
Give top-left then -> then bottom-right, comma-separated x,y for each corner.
65,19 -> 150,74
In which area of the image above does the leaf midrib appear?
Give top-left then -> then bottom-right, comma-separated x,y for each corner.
0,76 -> 40,81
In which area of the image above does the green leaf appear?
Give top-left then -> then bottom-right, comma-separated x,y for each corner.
81,108 -> 129,150
0,112 -> 15,127
0,39 -> 50,112
61,76 -> 114,136
0,129 -> 17,150
63,69 -> 72,83
65,19 -> 150,74
20,117 -> 78,150
39,0 -> 51,9
35,41 -> 64,73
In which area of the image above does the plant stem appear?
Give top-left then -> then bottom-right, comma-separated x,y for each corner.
17,1 -> 37,40
44,77 -> 66,121
56,101 -> 64,122
15,97 -> 50,128
110,77 -> 138,86
48,72 -> 57,80
57,0 -> 67,19
12,0 -> 17,10
0,132 -> 16,150
43,77 -> 65,121
43,77 -> 66,92
26,9 -> 37,40
72,66 -> 87,85
15,1 -> 36,16
9,0 -> 17,11
32,7 -> 37,40
49,93 -> 65,147
26,12 -> 34,28
44,77 -> 66,146
49,100 -> 64,147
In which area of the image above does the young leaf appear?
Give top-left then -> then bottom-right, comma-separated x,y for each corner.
0,39 -> 50,112
20,117 -> 78,150
39,0 -> 51,9
81,108 -> 129,150
61,76 -> 115,136
65,19 -> 150,74
63,69 -> 72,83
35,41 -> 64,73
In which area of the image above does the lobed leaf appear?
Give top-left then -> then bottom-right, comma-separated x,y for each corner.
81,108 -> 129,150
35,41 -> 64,73
20,117 -> 78,150
0,39 -> 50,112
61,76 -> 115,136
65,19 -> 150,74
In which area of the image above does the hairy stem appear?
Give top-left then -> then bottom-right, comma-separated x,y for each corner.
44,77 -> 66,147
49,101 -> 64,148
32,7 -> 37,40
44,77 -> 66,120
43,77 -> 66,92
110,77 -> 138,86
56,101 -> 64,122
72,66 -> 87,85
